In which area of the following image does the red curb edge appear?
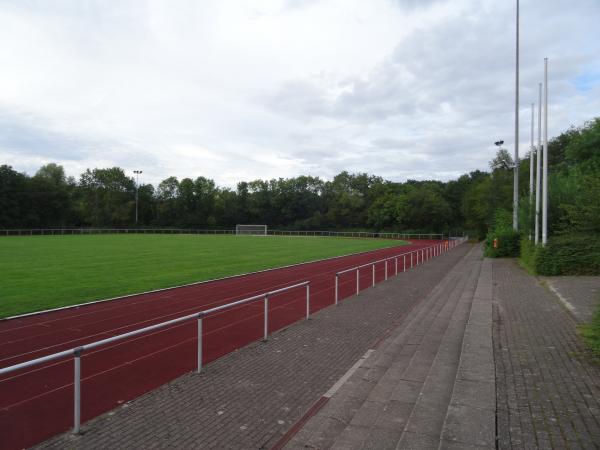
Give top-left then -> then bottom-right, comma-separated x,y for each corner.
270,396 -> 330,450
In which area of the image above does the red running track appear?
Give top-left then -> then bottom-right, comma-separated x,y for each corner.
0,240 -> 445,449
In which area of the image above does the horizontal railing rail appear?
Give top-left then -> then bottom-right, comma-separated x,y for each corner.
333,237 -> 467,305
0,228 -> 446,240
0,235 -> 467,443
0,281 -> 310,434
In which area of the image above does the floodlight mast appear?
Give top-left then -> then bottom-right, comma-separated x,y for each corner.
134,170 -> 143,225
529,102 -> 534,240
513,0 -> 520,231
535,83 -> 542,245
542,58 -> 549,246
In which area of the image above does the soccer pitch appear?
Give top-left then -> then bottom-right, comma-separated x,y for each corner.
0,234 -> 407,318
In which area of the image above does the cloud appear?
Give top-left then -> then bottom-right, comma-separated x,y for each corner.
0,0 -> 599,187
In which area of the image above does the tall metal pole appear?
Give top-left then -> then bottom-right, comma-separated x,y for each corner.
513,0 -> 520,231
134,170 -> 142,225
535,83 -> 542,245
542,58 -> 549,245
529,102 -> 534,240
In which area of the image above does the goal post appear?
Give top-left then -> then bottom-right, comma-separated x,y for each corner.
235,224 -> 268,236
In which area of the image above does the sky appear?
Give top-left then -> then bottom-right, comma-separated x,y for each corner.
1,0 -> 599,187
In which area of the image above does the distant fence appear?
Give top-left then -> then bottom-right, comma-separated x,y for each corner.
0,228 -> 445,240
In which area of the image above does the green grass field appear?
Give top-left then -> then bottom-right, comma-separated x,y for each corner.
0,234 -> 407,318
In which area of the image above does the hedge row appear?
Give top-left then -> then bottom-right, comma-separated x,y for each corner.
520,234 -> 600,275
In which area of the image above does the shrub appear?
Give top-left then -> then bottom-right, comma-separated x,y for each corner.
485,228 -> 521,257
519,238 -> 538,273
484,209 -> 521,257
534,234 -> 600,275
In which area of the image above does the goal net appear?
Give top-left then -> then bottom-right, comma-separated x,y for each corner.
235,224 -> 268,236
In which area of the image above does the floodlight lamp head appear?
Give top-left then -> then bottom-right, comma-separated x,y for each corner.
494,140 -> 504,147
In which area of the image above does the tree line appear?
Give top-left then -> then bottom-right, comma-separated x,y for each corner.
1,117 -> 598,237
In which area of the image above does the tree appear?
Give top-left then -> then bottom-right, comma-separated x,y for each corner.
78,167 -> 135,226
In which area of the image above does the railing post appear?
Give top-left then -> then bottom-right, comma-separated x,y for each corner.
306,284 -> 310,319
263,294 -> 269,341
395,257 -> 398,275
356,268 -> 360,295
372,264 -> 375,287
197,315 -> 203,373
73,347 -> 82,434
403,254 -> 406,272
335,274 -> 339,305
385,260 -> 388,280
410,252 -> 413,268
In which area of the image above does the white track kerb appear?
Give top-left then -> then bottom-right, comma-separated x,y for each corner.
0,237 -> 466,438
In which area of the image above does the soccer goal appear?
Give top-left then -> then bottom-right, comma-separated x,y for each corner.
235,224 -> 268,236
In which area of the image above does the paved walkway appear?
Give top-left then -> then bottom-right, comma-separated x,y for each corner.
36,244 -> 473,450
541,276 -> 600,324
284,245 -> 493,450
494,259 -> 600,449
36,248 -> 600,450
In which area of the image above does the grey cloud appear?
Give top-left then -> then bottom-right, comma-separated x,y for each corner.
390,0 -> 447,11
0,110 -> 160,171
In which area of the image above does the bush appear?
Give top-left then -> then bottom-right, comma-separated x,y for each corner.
534,234 -> 600,275
484,209 -> 521,257
485,228 -> 521,257
519,238 -> 538,273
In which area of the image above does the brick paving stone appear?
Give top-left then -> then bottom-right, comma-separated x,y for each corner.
34,244 -> 472,450
493,259 -> 600,450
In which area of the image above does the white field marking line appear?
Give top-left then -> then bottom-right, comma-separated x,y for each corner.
0,243 -> 426,342
0,242 -> 435,369
1,270 -> 376,393
546,282 -> 576,313
2,279 -> 334,380
324,349 -> 374,398
0,282 -> 304,365
0,248 -> 400,358
0,244 -> 457,410
2,281 -> 343,408
2,241 -> 415,323
0,274 -> 309,353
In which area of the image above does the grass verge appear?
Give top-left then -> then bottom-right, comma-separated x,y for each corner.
580,303 -> 600,358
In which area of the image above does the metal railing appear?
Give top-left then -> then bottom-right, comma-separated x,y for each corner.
333,237 -> 467,305
0,281 -> 310,434
0,228 -> 445,240
0,235 -> 467,439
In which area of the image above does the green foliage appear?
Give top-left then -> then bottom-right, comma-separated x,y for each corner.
579,304 -> 600,357
534,234 -> 600,275
484,209 -> 521,257
519,238 -> 538,274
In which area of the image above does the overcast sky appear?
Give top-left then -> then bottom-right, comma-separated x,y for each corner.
1,0 -> 599,187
